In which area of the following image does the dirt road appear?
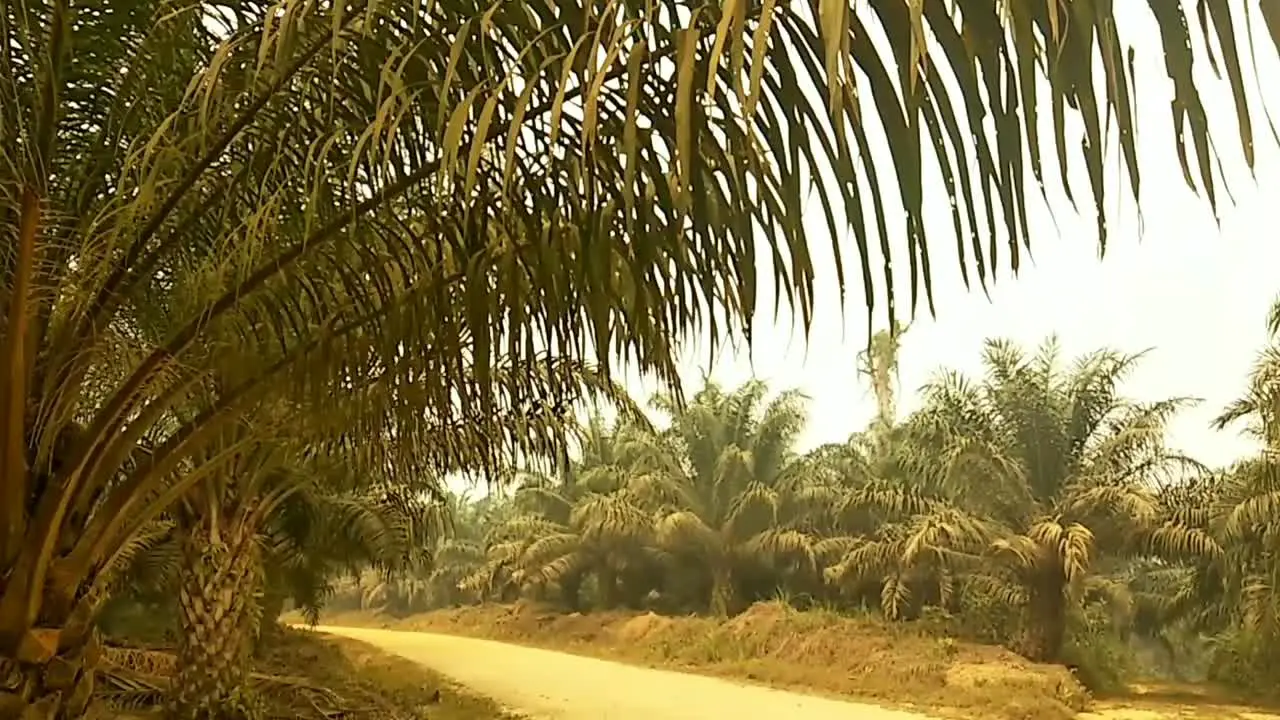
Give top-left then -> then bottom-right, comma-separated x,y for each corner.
309,625 -> 941,719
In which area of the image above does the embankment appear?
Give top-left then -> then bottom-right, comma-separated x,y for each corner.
312,602 -> 1090,720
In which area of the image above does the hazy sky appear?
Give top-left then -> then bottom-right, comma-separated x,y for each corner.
612,5 -> 1280,470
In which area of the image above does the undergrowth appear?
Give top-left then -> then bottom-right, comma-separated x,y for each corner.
99,625 -> 513,720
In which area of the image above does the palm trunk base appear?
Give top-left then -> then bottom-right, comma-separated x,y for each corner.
170,525 -> 263,720
253,590 -> 286,658
1023,599 -> 1066,663
710,568 -> 734,617
0,631 -> 100,720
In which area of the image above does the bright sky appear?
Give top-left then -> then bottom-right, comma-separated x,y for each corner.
615,4 -> 1280,471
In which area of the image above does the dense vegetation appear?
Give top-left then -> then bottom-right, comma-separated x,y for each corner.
1,0 -> 1275,718
332,315 -> 1280,698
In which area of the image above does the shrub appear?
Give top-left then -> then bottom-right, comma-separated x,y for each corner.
1059,605 -> 1130,695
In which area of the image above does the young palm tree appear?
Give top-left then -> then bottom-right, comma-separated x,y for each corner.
432,494 -> 521,606
1120,297 -> 1280,686
639,381 -> 814,615
263,483 -> 446,627
391,490 -> 490,610
1174,297 -> 1280,659
472,415 -> 662,609
1,2 -> 1271,716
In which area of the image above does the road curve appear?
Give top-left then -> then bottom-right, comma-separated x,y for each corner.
309,624 -> 940,720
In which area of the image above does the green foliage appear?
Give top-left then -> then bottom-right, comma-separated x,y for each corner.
1059,604 -> 1131,695
1204,630 -> 1280,700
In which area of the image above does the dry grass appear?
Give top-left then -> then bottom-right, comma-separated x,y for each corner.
101,627 -> 518,720
304,604 -> 1280,720
303,602 -> 1091,720
288,632 -> 522,720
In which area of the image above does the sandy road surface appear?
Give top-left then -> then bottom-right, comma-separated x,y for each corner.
309,625 -> 941,720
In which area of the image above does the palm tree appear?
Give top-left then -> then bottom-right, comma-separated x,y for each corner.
474,414 -> 664,610
164,353 -> 630,716
1161,296 -> 1280,678
263,484 -> 446,625
2,2 -> 1271,715
835,339 -> 1198,661
638,381 -> 814,615
1120,296 -> 1280,690
412,491 -> 491,609
166,448 -> 444,718
97,470 -> 445,714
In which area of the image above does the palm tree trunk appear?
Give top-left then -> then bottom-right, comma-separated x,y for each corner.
253,586 -> 287,657
559,570 -> 584,611
710,566 -> 734,616
597,566 -> 620,609
0,599 -> 101,719
1025,588 -> 1067,662
169,512 -> 263,720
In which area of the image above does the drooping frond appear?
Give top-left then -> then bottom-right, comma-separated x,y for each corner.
571,492 -> 654,546
744,528 -> 818,575
898,508 -> 994,569
655,510 -> 720,558
1027,519 -> 1095,588
1139,522 -> 1224,564
722,482 -> 780,541
962,573 -> 1029,609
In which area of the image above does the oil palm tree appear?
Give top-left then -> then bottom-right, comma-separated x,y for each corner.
473,414 -> 665,610
262,483 -> 446,626
97,468 -> 445,716
165,353 -> 631,717
365,489 -> 551,612
412,491 -> 491,609
639,381 -> 814,615
501,476 -> 658,609
2,2 -> 1273,716
165,445 -> 444,719
435,494 -> 521,606
836,339 -> 1199,660
1058,297 -> 1280,686
1172,296 -> 1280,667
801,326 -> 958,615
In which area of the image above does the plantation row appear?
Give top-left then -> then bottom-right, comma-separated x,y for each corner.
343,318 -> 1280,695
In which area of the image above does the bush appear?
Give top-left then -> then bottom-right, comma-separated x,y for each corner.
1205,629 -> 1280,698
917,594 -> 1020,648
1059,605 -> 1130,695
